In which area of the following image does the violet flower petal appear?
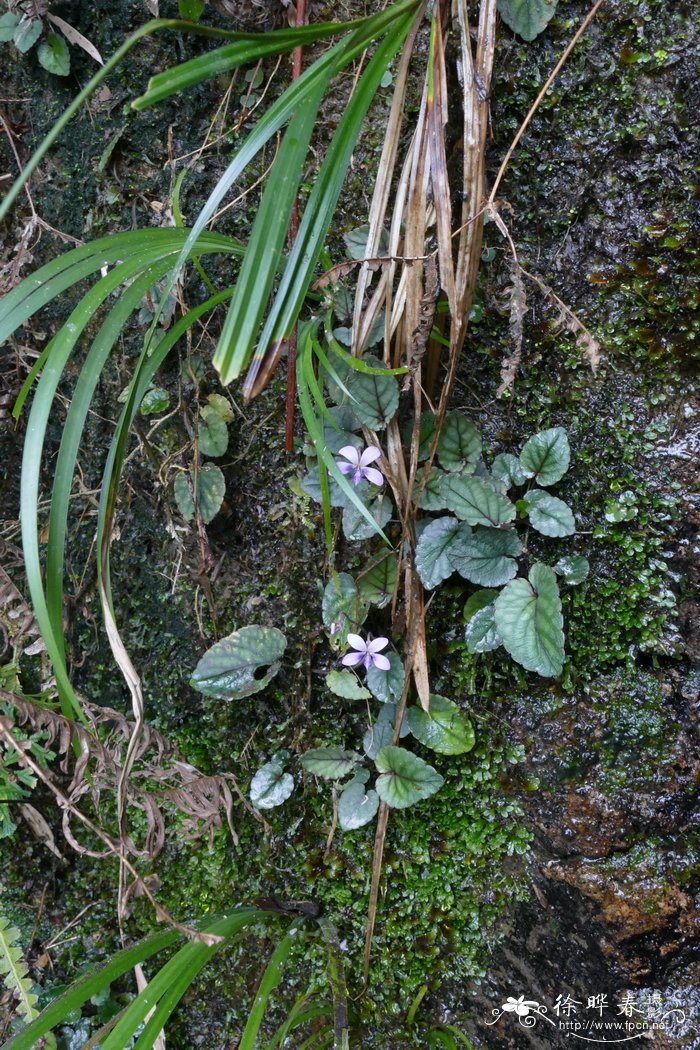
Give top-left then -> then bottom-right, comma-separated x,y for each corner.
370,652 -> 391,671
345,633 -> 367,652
366,637 -> 389,653
342,651 -> 364,666
338,445 -> 361,465
359,446 -> 382,466
362,466 -> 384,487
337,461 -> 355,475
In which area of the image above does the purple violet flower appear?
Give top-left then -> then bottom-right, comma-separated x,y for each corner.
342,633 -> 391,672
336,445 -> 384,487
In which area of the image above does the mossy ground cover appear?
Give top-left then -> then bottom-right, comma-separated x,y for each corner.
0,0 -> 696,1045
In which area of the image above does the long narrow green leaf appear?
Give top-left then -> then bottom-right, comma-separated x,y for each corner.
266,998 -> 332,1050
132,21 -> 369,109
2,928 -> 182,1050
102,910 -> 275,1050
215,74 -> 330,383
241,7 -> 420,393
238,931 -> 297,1050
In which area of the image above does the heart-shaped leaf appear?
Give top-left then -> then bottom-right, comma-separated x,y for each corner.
415,517 -> 472,590
0,13 -> 21,42
301,747 -> 359,780
358,552 -> 398,608
37,33 -> 71,76
451,526 -> 522,586
491,452 -> 526,488
407,695 -> 475,755
374,746 -> 444,809
325,670 -> 371,700
523,489 -> 575,536
345,358 -> 399,430
497,0 -> 559,41
342,493 -> 393,541
437,412 -> 482,473
465,604 -> 502,653
554,555 -> 590,585
366,651 -> 404,704
519,427 -> 570,486
207,392 -> 235,422
338,774 -> 379,830
190,625 -> 286,699
413,467 -> 449,511
443,475 -> 516,527
14,17 -> 42,53
174,463 -> 225,524
198,403 -> 229,457
363,717 -> 393,760
494,563 -> 564,677
250,759 -> 294,809
322,573 -> 368,646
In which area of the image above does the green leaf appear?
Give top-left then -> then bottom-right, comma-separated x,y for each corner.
357,552 -> 397,608
37,33 -> 71,76
404,411 -> 437,459
407,695 -> 474,755
342,493 -> 393,541
463,588 -> 499,621
496,0 -> 558,41
519,427 -> 570,485
198,404 -> 229,457
13,18 -> 42,53
491,452 -> 526,488
366,651 -> 404,704
494,563 -> 565,677
325,670 -> 370,701
465,604 -> 502,653
174,463 -> 226,524
338,775 -> 379,830
178,0 -> 205,18
322,573 -> 368,646
523,489 -> 575,536
443,475 -> 516,527
413,467 -> 449,511
206,392 -> 234,423
190,625 -> 287,699
301,747 -> 359,779
415,517 -> 472,590
437,412 -> 482,473
345,358 -> 399,430
363,717 -> 393,759
0,13 -> 20,42
554,555 -> 590,585
140,387 -> 170,415
250,760 -> 294,809
343,224 -> 389,260
451,526 -> 522,586
374,746 -> 444,809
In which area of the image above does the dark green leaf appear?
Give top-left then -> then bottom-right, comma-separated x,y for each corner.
139,387 -> 170,415
519,427 -> 570,485
178,0 -> 205,18
37,33 -> 71,76
325,670 -> 370,700
407,695 -> 475,755
342,493 -> 393,541
321,573 -> 368,646
491,452 -> 526,488
451,526 -> 522,586
14,18 -> 42,53
198,404 -> 229,457
174,463 -> 225,524
344,224 -> 389,260
301,747 -> 359,779
366,651 -> 404,704
523,489 -> 575,536
338,776 -> 379,830
250,760 -> 294,809
345,359 -> 399,430
437,412 -> 482,473
443,475 -> 516,527
496,0 -> 559,41
413,467 -> 449,511
357,552 -> 398,608
415,517 -> 472,590
463,588 -> 499,621
554,555 -> 590,585
465,604 -> 502,653
190,625 -> 287,699
374,746 -> 444,809
494,563 -> 564,676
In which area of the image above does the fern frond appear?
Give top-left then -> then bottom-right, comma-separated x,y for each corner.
0,914 -> 39,1026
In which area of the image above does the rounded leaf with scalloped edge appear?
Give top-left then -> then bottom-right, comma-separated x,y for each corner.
190,625 -> 286,699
